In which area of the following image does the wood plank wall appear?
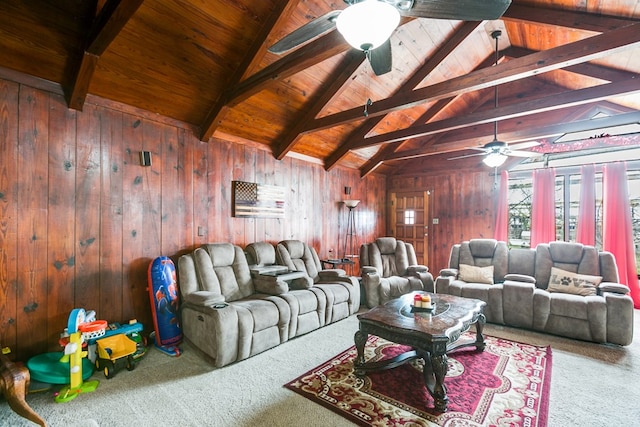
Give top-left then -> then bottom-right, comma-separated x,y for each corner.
0,78 -> 386,361
387,169 -> 497,275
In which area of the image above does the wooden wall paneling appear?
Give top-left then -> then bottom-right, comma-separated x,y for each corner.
16,86 -> 49,357
160,125 -> 183,257
192,138 -> 209,248
241,144 -> 257,245
0,80 -> 19,353
252,148 -> 266,244
212,139 -> 234,243
75,104 -> 102,313
177,128 -> 195,255
0,75 -> 390,361
121,116 -> 146,323
46,94 -> 77,349
266,153 -> 286,243
388,170 -> 497,275
99,108 -> 124,324
141,120 -> 163,259
274,156 -> 290,241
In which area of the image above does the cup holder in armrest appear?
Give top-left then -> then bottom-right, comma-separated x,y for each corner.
212,303 -> 229,309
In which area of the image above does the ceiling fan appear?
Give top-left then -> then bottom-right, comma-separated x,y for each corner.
448,29 -> 539,167
268,0 -> 512,76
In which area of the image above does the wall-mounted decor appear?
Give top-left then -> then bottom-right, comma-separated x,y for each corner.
232,181 -> 285,218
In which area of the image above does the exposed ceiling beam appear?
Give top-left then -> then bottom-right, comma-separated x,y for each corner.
384,110 -> 640,162
504,46 -> 638,82
358,54 -> 506,176
323,21 -> 482,170
302,22 -> 640,133
66,0 -> 144,111
359,97 -> 456,177
199,1 -> 297,142
273,50 -> 365,159
351,77 -> 640,150
228,31 -> 349,108
502,4 -> 640,32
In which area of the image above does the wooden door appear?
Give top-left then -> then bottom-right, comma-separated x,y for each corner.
389,191 -> 430,266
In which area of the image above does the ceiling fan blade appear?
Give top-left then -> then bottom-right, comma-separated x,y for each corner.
404,0 -> 512,21
369,39 -> 392,76
268,10 -> 341,54
448,152 -> 486,160
509,141 -> 540,150
508,150 -> 539,158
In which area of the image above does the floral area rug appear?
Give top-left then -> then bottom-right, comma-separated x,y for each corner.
284,334 -> 551,426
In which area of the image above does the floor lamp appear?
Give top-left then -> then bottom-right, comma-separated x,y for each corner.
342,199 -> 359,261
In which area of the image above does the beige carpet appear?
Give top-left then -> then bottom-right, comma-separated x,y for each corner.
2,309 -> 639,427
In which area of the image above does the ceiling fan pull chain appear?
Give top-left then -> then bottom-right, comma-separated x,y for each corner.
364,98 -> 372,117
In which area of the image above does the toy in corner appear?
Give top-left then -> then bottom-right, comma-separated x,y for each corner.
148,256 -> 182,356
54,308 -> 104,403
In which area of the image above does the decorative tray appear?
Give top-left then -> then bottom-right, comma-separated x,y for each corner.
410,303 -> 436,313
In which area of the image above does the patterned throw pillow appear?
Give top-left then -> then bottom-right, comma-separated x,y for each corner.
547,267 -> 602,296
458,264 -> 494,285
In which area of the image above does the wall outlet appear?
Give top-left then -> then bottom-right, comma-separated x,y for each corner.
433,218 -> 439,225
197,226 -> 206,236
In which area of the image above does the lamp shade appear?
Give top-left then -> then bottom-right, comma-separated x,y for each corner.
483,152 -> 508,168
336,0 -> 400,51
343,199 -> 360,208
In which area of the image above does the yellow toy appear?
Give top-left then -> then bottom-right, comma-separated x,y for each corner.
54,308 -> 106,403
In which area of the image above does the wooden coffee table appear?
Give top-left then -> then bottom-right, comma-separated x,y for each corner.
353,291 -> 486,412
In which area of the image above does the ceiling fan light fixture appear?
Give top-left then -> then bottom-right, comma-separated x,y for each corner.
483,152 -> 508,168
336,0 -> 400,51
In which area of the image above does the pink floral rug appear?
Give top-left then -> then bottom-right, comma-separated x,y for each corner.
285,334 -> 551,426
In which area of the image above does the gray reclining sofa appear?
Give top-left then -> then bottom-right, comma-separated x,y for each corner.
436,239 -> 634,346
178,241 -> 360,367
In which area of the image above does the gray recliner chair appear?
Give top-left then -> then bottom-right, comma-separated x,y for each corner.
436,238 -> 508,323
359,237 -> 434,308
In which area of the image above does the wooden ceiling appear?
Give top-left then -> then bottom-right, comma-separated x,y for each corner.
1,0 -> 639,176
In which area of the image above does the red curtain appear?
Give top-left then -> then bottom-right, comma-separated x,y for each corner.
494,170 -> 509,242
530,168 -> 556,247
576,164 -> 595,245
602,162 -> 640,308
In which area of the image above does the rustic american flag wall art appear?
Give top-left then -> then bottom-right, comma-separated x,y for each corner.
232,180 -> 286,218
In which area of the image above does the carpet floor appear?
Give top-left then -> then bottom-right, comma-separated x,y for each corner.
1,309 -> 639,426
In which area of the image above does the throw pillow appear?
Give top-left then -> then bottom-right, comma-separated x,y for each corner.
547,267 -> 602,296
458,264 -> 494,285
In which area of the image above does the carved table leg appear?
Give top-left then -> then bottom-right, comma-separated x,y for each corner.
1,355 -> 47,426
353,330 -> 368,377
429,353 -> 449,412
475,313 -> 486,351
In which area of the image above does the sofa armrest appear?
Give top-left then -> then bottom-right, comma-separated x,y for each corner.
318,269 -> 347,280
183,291 -> 226,306
439,268 -> 458,278
598,282 -> 630,295
361,271 -> 382,308
361,266 -> 378,275
504,273 -> 536,284
407,265 -> 428,274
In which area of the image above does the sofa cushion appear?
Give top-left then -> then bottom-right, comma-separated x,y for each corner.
458,264 -> 494,285
547,267 -> 602,296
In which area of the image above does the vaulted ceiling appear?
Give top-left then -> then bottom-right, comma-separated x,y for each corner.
1,0 -> 639,176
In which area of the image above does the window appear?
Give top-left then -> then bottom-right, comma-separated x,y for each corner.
404,210 -> 415,225
508,166 -> 640,273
